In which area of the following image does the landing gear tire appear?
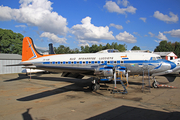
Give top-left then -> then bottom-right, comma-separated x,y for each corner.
152,81 -> 159,88
91,83 -> 100,91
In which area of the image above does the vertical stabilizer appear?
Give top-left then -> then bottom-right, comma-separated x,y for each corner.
22,37 -> 43,61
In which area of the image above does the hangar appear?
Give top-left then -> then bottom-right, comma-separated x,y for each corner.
0,53 -> 23,74
154,52 -> 178,60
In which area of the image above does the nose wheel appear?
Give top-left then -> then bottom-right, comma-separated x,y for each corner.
152,77 -> 159,88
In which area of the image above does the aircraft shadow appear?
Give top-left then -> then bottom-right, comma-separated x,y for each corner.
87,105 -> 180,120
4,74 -> 150,101
15,75 -> 96,101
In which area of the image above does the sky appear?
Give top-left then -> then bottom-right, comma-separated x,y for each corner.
0,0 -> 180,51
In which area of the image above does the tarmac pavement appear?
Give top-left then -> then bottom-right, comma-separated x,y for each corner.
0,73 -> 180,120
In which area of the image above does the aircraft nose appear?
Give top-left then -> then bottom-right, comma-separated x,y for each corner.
170,61 -> 176,69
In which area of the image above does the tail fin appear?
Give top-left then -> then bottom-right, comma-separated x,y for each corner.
22,37 -> 43,61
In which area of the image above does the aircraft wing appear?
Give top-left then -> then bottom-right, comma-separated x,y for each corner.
35,65 -> 96,75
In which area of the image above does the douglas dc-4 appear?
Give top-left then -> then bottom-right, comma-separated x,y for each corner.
7,37 -> 180,91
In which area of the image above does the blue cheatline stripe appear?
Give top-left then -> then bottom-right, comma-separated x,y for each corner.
43,62 -> 50,64
110,61 -> 114,64
42,59 -> 164,65
124,60 -> 145,63
122,58 -> 129,59
154,63 -> 162,69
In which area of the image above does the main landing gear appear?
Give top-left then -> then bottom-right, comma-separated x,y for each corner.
90,78 -> 100,91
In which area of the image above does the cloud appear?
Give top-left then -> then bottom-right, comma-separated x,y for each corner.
117,0 -> 129,7
144,35 -> 148,37
126,20 -> 130,24
153,11 -> 179,23
156,32 -> 168,40
34,45 -> 48,51
15,25 -> 27,28
133,32 -> 141,37
71,16 -> 115,42
115,31 -> 136,43
0,0 -> 68,36
78,40 -> 106,47
164,29 -> 180,38
154,40 -> 161,43
109,23 -> 123,30
148,32 -> 155,37
103,1 -> 137,14
40,32 -> 67,44
78,40 -> 89,47
139,17 -> 146,22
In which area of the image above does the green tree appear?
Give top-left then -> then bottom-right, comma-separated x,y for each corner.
0,28 -> 23,54
131,46 -> 141,50
81,45 -> 90,53
154,40 -> 180,58
117,44 -> 126,52
104,43 -> 111,49
89,44 -> 99,53
80,42 -> 126,53
174,42 -> 180,58
154,41 -> 173,52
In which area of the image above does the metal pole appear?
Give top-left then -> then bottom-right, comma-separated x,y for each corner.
114,69 -> 116,89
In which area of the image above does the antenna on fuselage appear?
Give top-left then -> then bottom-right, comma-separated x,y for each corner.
49,43 -> 56,54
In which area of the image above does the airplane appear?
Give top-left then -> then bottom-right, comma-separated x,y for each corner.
7,37 -> 180,91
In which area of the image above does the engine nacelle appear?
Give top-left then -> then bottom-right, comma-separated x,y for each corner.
94,69 -> 114,77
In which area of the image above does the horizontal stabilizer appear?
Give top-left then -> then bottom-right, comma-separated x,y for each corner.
5,62 -> 33,66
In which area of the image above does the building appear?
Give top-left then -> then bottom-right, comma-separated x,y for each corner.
0,53 -> 23,74
154,52 -> 178,60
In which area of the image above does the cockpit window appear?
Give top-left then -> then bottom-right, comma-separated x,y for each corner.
107,49 -> 119,53
151,57 -> 156,60
156,57 -> 162,60
150,57 -> 162,60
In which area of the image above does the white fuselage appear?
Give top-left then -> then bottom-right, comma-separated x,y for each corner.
23,52 -> 161,64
